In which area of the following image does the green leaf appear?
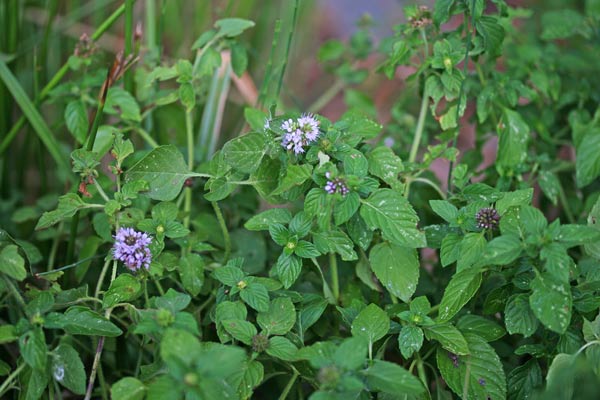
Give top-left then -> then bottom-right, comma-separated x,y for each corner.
364,360 -> 425,395
342,149 -> 369,176
496,188 -> 533,214
239,360 -> 264,399
230,41 -> 248,77
62,306 -> 122,336
240,283 -> 270,312
125,145 -> 203,201
179,253 -> 204,296
274,253 -> 303,289
457,232 -> 486,270
545,353 -> 576,399
497,108 -> 529,170
222,133 -> 266,174
52,344 -> 86,395
19,328 -> 47,370
111,377 -> 146,400
294,241 -> 321,258
475,16 -> 505,56
214,18 -> 255,38
272,164 -> 312,196
36,193 -> 89,230
0,325 -> 17,344
556,224 -> 600,248
424,323 -> 469,355
437,333 -> 506,400
433,0 -> 455,26
313,230 -> 358,261
504,294 -> 538,338
289,211 -> 312,237
430,200 -> 458,223
369,242 -> 419,303
440,233 -> 461,267
335,336 -> 368,370
221,319 -> 257,345
585,196 -> 600,259
103,273 -> 141,308
266,336 -> 298,361
541,243 -> 572,283
398,325 -> 424,358
438,269 -> 482,322
367,146 -> 403,184
530,273 -> 572,334
484,234 -> 522,265
351,304 -> 390,350
64,100 -> 88,143
155,289 -> 191,313
541,10 -> 585,40
105,87 -> 141,121
178,82 -> 195,110
456,315 -> 506,342
336,110 -> 382,139
360,189 -> 425,248
304,188 -> 333,229
538,170 -> 560,205
244,209 -> 292,231
213,265 -> 245,287
507,359 -> 543,400
257,297 -> 296,336
333,192 -> 360,225
0,244 -> 26,281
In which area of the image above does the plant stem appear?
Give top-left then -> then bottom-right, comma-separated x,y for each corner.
3,275 -> 25,308
278,370 -> 299,400
183,109 -> 194,231
124,0 -> 134,93
94,258 -> 112,299
307,79 -> 345,113
93,179 -> 110,202
274,0 -> 300,109
212,201 -> 231,263
0,362 -> 25,396
409,30 -> 430,164
84,336 -> 105,400
135,126 -> 159,148
447,0 -> 477,194
257,19 -> 282,107
329,252 -> 339,303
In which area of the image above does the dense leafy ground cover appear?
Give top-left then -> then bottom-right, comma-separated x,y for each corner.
1,0 -> 600,399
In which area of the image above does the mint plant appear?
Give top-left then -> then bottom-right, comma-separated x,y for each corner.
2,1 -> 600,399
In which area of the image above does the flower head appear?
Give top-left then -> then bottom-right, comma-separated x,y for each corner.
113,227 -> 152,271
475,207 -> 500,230
281,114 -> 320,154
324,172 -> 350,196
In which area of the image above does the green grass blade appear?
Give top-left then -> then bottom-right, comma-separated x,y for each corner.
0,60 -> 70,176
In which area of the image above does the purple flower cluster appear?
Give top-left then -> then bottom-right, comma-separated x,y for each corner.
475,207 -> 500,230
324,172 -> 349,196
113,227 -> 152,271
281,114 -> 320,154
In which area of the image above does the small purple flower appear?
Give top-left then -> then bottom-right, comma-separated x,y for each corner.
478,378 -> 486,386
475,207 -> 500,230
280,114 -> 320,154
113,227 -> 152,271
324,172 -> 350,196
448,352 -> 459,368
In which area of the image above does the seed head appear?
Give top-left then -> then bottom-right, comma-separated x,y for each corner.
113,227 -> 152,271
475,207 -> 500,230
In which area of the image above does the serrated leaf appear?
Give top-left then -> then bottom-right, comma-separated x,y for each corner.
0,244 -> 26,281
111,377 -> 146,400
125,145 -> 203,201
504,294 -> 538,337
103,273 -> 141,308
244,209 -> 292,231
498,108 -> 529,170
530,273 -> 572,334
437,333 -> 506,400
313,230 -> 358,261
266,336 -> 297,361
398,325 -> 424,359
333,192 -> 360,225
272,164 -> 312,196
369,242 -> 419,303
507,359 -> 542,400
240,283 -> 269,312
20,328 -> 47,370
360,189 -> 425,248
424,323 -> 469,355
438,269 -> 482,322
221,319 -> 257,345
440,233 -> 462,267
274,252 -> 302,289
456,315 -> 506,342
179,253 -> 204,296
62,306 -> 122,336
222,133 -> 266,174
351,304 -> 389,353
364,360 -> 425,395
484,234 -> 522,265
36,193 -> 89,230
367,146 -> 403,184
52,344 -> 87,395
257,297 -> 296,336
430,200 -> 458,223
476,16 -> 505,56
64,100 -> 88,143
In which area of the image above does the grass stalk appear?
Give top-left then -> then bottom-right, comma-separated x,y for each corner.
124,0 -> 134,92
